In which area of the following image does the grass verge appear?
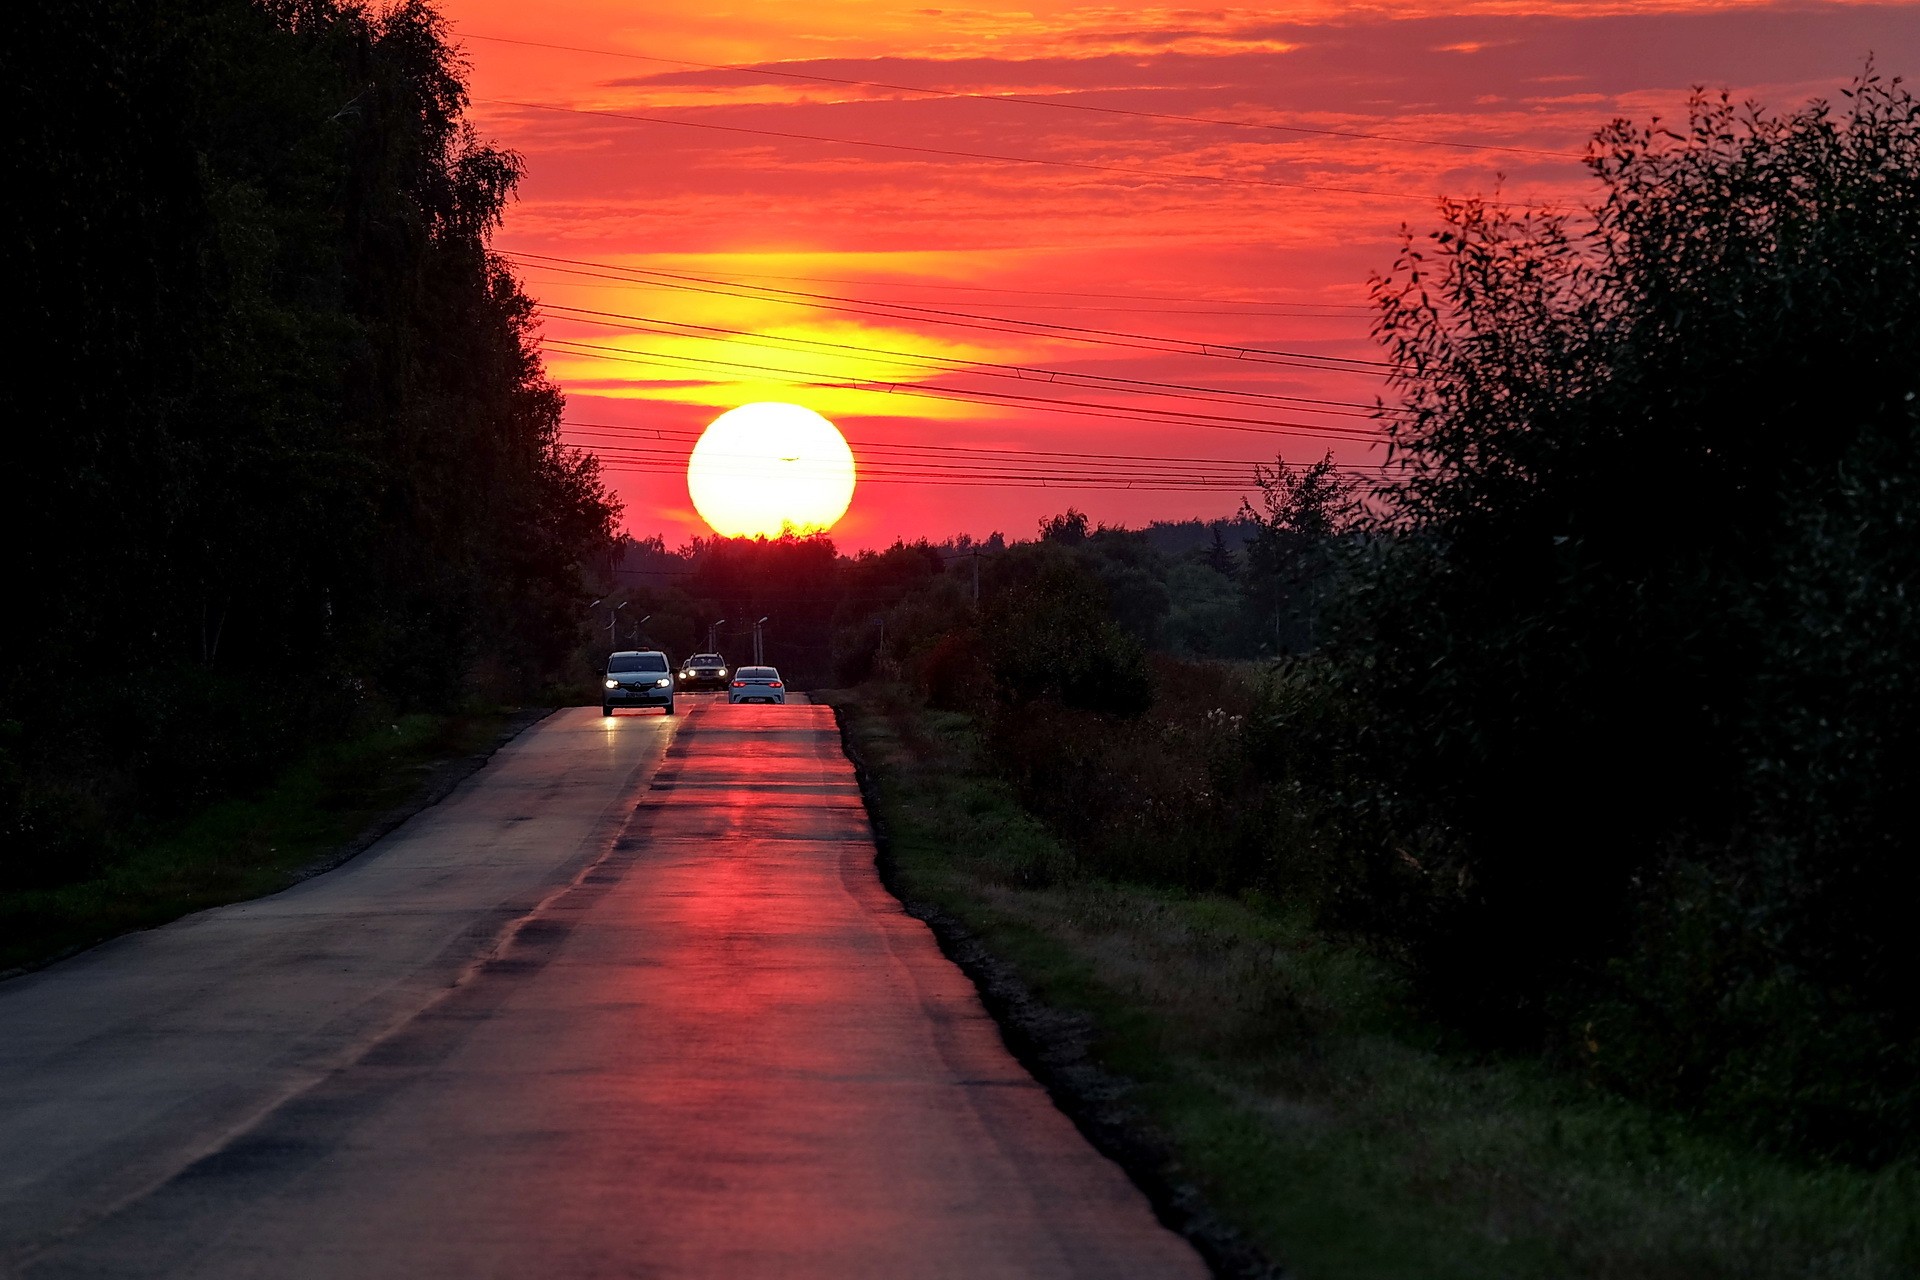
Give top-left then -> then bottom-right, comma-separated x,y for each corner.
0,707 -> 545,975
822,682 -> 1918,1280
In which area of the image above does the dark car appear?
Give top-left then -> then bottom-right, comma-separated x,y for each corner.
676,652 -> 731,691
602,650 -> 675,716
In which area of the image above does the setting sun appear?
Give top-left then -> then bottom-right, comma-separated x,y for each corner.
686,402 -> 856,538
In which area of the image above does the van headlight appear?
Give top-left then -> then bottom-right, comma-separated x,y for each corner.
603,679 -> 619,689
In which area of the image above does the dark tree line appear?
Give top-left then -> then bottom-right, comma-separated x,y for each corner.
1,0 -> 616,888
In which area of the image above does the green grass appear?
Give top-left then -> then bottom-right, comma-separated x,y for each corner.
823,683 -> 1919,1280
0,709 -> 535,974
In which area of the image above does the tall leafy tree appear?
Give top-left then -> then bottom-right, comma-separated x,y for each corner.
1239,454 -> 1359,652
1,0 -> 616,886
1309,71 -> 1920,1158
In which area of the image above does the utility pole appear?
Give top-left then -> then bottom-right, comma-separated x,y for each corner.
753,616 -> 768,665
634,614 -> 651,648
610,600 -> 627,650
708,619 -> 725,653
971,547 -> 981,607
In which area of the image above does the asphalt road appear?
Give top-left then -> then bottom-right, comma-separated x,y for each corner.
0,700 -> 1206,1279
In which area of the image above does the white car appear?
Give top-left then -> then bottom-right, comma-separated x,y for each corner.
602,650 -> 675,716
727,666 -> 787,704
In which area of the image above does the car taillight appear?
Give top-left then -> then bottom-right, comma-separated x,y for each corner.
768,681 -> 783,688
731,680 -> 745,687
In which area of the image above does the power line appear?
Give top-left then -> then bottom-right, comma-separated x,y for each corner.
594,452 -> 1242,482
562,418 -> 1384,470
536,266 -> 1374,310
486,97 -> 1482,203
563,434 -> 1390,491
519,271 -> 1373,319
591,459 -> 1371,492
543,340 -> 1380,443
594,465 -> 1395,494
459,31 -> 1583,161
561,418 -> 1393,490
575,440 -> 1373,482
539,338 -> 1384,442
591,460 -> 1389,494
508,251 -> 1403,373
537,301 -> 1400,418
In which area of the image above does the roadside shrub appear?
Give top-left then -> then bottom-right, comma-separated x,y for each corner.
978,549 -> 1152,717
989,656 -> 1267,891
917,629 -> 989,713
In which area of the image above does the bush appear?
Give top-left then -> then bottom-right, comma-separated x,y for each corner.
987,657 -> 1271,891
977,547 -> 1152,717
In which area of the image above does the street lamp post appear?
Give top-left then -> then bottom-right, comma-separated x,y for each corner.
610,600 -> 628,651
708,619 -> 726,653
753,616 -> 769,666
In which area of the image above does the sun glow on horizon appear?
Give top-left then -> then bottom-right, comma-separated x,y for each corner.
686,402 -> 857,539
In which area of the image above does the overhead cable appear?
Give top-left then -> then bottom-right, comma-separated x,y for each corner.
562,418 -> 1385,469
527,267 -> 1374,311
591,458 -> 1387,492
540,338 -> 1384,441
519,271 -> 1373,319
538,302 -> 1401,418
509,251 -> 1403,373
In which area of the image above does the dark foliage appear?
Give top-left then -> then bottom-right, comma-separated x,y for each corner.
1282,73 -> 1920,1162
1,0 -> 616,889
985,656 -> 1265,889
1238,454 -> 1361,653
976,544 -> 1153,717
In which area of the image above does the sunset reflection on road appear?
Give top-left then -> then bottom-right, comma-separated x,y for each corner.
15,700 -> 1203,1278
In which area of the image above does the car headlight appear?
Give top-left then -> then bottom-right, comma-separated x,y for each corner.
603,679 -> 619,689
655,677 -> 671,687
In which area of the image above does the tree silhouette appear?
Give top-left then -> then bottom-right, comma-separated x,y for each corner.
1295,69 -> 1920,1160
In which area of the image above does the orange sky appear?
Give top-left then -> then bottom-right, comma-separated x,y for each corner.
439,0 -> 1920,548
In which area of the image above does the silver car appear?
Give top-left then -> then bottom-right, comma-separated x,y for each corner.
727,666 -> 787,704
603,650 -> 675,716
